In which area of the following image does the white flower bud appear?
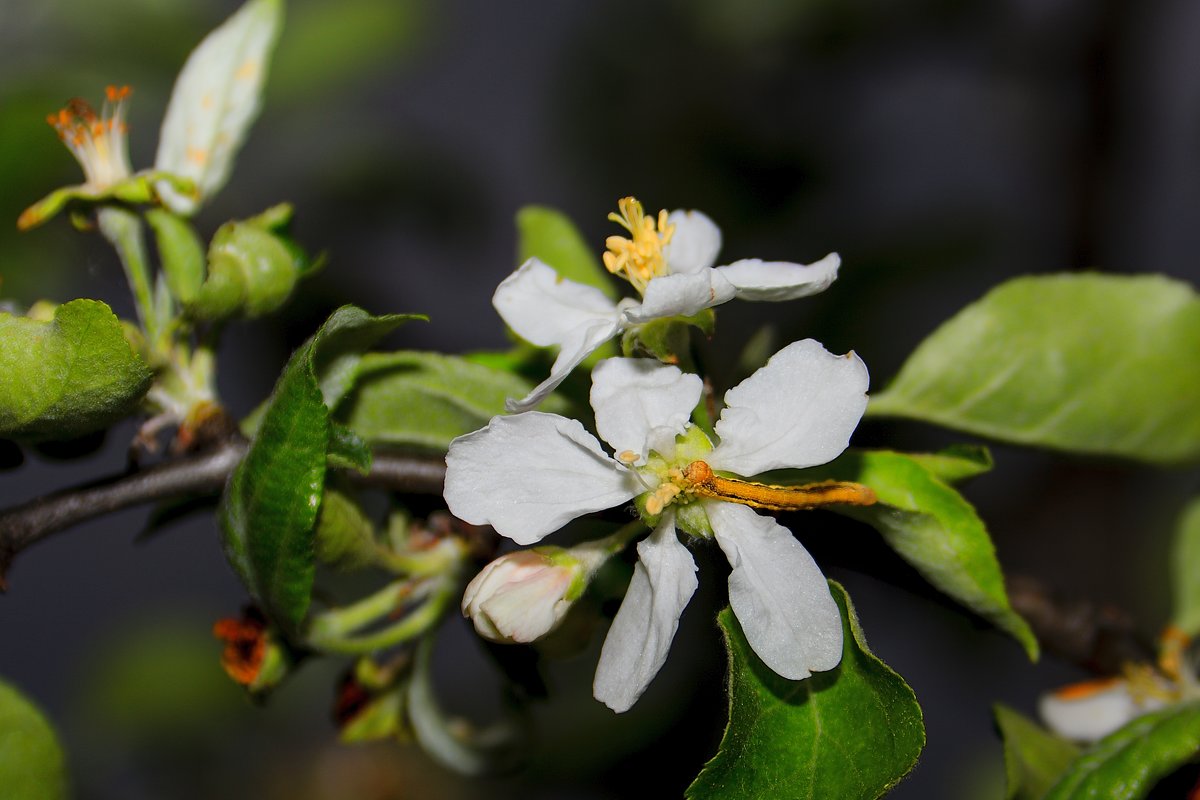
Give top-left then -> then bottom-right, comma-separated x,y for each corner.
462,548 -> 586,644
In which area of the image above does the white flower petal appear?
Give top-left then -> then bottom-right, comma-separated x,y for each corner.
665,209 -> 722,274
506,316 -> 621,412
1039,680 -> 1163,743
716,252 -> 840,302
593,515 -> 698,712
590,358 -> 702,458
493,258 -> 620,348
623,270 -> 737,324
155,0 -> 282,214
444,412 -> 637,545
708,501 -> 842,680
709,339 -> 869,476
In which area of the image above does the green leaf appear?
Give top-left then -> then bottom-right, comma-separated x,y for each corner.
221,306 -> 416,629
907,444 -> 994,483
146,208 -> 205,304
994,703 -> 1080,800
0,299 -> 152,440
327,423 -> 372,474
621,309 -> 716,362
516,205 -> 616,299
315,488 -> 380,571
155,0 -> 284,215
789,450 -> 1038,659
337,351 -> 564,451
1044,700 -> 1200,799
687,582 -> 924,800
869,274 -> 1200,464
0,679 -> 68,800
1169,497 -> 1200,636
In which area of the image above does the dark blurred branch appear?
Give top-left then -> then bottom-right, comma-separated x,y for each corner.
0,440 -> 446,590
1007,573 -> 1156,675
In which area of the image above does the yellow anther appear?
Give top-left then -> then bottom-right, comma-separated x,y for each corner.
602,196 -> 675,293
617,450 -> 640,465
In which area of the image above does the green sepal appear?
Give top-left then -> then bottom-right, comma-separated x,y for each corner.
686,582 -> 924,800
782,449 -> 1037,659
1044,700 -> 1200,799
17,171 -> 197,231
516,205 -> 616,300
869,273 -> 1200,464
994,703 -> 1079,800
0,679 -> 68,800
0,299 -> 152,440
621,309 -> 716,362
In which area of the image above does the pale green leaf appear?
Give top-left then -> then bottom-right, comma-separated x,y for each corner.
787,450 -> 1037,659
0,679 -> 68,800
869,274 -> 1200,464
516,205 -> 616,299
686,583 -> 924,800
994,703 -> 1079,800
155,0 -> 283,214
0,299 -> 151,440
337,351 -> 564,451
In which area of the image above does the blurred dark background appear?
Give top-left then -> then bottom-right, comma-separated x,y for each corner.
2,0 -> 1199,797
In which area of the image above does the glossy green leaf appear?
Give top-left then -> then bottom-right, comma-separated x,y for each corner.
994,703 -> 1079,800
221,306 -> 416,629
516,205 -> 616,299
869,274 -> 1200,464
1044,701 -> 1200,799
0,299 -> 151,440
789,450 -> 1037,659
907,444 -> 994,483
687,582 -> 924,800
0,679 -> 68,800
1170,498 -> 1200,636
337,351 -> 563,451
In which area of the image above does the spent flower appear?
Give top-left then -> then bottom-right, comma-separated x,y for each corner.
444,339 -> 872,711
495,197 -> 840,411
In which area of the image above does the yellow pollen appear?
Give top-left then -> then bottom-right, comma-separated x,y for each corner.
616,450 -> 640,465
602,196 -> 675,293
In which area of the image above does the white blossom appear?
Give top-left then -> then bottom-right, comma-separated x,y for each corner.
445,339 -> 869,711
495,197 -> 840,411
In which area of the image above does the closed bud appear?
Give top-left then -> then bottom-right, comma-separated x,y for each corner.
463,547 -> 602,644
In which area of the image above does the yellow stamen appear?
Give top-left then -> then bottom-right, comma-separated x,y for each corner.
602,196 -> 675,293
681,460 -> 877,512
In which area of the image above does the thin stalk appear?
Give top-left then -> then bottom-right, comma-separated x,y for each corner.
98,207 -> 158,346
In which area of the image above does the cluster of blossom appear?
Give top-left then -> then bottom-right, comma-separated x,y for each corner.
443,198 -> 872,712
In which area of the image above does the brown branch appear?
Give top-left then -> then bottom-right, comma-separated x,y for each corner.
0,440 -> 447,590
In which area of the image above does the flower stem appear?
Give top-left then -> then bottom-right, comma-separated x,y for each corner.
306,577 -> 458,655
98,207 -> 159,347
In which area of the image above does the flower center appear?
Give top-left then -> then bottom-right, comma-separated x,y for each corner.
47,85 -> 133,190
602,196 -> 675,293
